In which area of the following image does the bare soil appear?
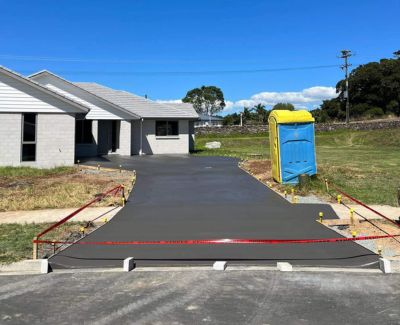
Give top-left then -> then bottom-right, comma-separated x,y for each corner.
323,218 -> 400,258
242,159 -> 400,258
0,166 -> 135,212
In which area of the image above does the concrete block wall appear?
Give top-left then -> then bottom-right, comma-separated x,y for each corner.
35,113 -> 76,167
116,120 -> 132,155
0,113 -> 22,166
0,113 -> 75,167
142,120 -> 189,154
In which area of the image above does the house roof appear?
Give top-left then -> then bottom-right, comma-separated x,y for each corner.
0,66 -> 89,113
28,70 -> 140,119
74,82 -> 199,119
198,113 -> 223,121
164,102 -> 199,118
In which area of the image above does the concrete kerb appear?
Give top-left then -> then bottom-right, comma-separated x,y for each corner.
379,258 -> 392,274
123,257 -> 136,272
1,262 -> 389,276
213,261 -> 227,270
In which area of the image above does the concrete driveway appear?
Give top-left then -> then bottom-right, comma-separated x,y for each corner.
50,155 -> 378,269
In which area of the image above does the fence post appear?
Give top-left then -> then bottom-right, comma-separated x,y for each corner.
33,236 -> 38,260
121,185 -> 126,206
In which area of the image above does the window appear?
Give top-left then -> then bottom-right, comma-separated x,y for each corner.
76,120 -> 93,144
156,121 -> 179,136
21,113 -> 36,161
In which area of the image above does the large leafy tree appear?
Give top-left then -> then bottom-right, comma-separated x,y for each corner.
320,52 -> 400,120
182,86 -> 225,115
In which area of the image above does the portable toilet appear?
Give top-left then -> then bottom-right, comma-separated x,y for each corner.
268,110 -> 317,184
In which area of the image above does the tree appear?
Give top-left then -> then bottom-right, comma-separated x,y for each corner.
310,108 -> 329,123
319,52 -> 400,120
223,113 -> 240,125
272,103 -> 295,111
182,86 -> 225,116
254,103 -> 269,124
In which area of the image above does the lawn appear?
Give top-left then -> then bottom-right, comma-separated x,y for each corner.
0,166 -> 134,212
195,128 -> 400,206
0,222 -> 89,264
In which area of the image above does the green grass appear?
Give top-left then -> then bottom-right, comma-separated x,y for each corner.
0,222 -> 87,264
195,128 -> 400,206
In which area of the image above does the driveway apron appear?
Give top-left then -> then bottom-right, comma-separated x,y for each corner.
49,156 -> 378,269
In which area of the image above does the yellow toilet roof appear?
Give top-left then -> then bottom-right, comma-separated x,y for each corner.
269,110 -> 315,124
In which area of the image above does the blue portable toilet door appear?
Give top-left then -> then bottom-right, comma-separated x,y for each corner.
278,123 -> 317,184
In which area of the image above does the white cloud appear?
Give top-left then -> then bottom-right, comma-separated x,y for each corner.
156,86 -> 337,114
220,86 -> 337,114
155,99 -> 183,104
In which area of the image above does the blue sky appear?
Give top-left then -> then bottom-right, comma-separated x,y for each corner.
0,0 -> 399,114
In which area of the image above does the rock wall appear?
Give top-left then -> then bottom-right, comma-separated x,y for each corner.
195,119 -> 400,135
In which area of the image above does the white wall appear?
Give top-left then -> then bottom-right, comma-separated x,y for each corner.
132,119 -> 189,154
0,73 -> 82,114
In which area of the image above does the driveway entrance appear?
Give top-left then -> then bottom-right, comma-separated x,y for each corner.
50,156 -> 377,268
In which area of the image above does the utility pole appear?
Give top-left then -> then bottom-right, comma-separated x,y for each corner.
339,50 -> 352,124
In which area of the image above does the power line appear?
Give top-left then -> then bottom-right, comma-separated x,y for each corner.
15,64 -> 343,76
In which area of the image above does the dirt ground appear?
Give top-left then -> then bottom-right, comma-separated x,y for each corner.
240,160 -> 287,194
241,159 -> 400,259
0,166 -> 135,212
323,218 -> 400,258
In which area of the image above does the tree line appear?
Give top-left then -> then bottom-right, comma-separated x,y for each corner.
182,51 -> 400,125
312,50 -> 400,122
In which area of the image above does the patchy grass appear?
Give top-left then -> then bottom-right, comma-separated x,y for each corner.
195,135 -> 270,159
0,222 -> 88,264
196,128 -> 400,206
0,166 -> 134,212
0,166 -> 74,177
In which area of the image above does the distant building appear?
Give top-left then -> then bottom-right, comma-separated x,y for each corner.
195,114 -> 223,128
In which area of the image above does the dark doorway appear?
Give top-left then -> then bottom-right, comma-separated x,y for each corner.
111,121 -> 119,152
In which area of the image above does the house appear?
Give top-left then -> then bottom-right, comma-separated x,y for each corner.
194,114 -> 223,127
0,66 -> 198,168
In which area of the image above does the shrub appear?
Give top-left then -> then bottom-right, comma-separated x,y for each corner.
364,107 -> 384,118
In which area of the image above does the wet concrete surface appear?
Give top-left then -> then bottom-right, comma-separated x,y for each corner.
50,155 -> 378,269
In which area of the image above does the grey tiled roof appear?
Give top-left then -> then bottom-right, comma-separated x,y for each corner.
74,82 -> 199,119
198,113 -> 223,121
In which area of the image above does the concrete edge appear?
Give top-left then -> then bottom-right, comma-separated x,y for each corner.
1,264 -> 389,276
79,164 -> 136,174
237,163 -> 290,203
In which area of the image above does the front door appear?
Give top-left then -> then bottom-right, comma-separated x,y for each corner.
111,120 -> 118,152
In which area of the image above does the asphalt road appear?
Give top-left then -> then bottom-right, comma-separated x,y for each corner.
50,156 -> 378,269
0,270 -> 399,324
